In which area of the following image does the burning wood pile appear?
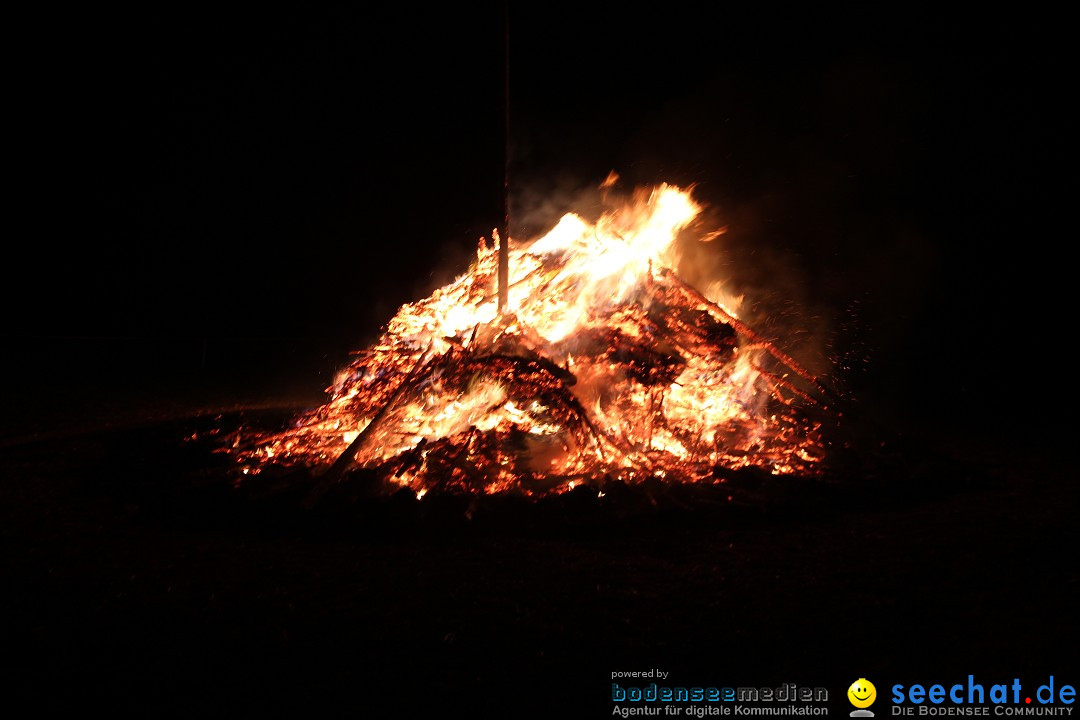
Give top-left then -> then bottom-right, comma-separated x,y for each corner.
229,184 -> 831,501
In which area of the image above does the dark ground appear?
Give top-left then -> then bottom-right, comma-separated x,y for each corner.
1,363 -> 1076,715
3,5 -> 1076,716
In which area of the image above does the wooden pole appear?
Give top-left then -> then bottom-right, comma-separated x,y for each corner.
498,3 -> 510,312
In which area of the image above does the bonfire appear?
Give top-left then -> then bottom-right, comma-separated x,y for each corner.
230,183 -> 831,500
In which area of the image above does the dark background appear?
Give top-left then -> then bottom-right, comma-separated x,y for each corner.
6,5 -> 1069,434
3,5 -> 1074,715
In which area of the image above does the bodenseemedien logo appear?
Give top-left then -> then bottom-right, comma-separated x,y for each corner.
850,679 -> 878,717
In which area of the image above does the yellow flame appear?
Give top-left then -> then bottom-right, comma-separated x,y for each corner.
233,183 -> 826,491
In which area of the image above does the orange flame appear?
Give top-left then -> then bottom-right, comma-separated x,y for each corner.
232,184 -> 829,496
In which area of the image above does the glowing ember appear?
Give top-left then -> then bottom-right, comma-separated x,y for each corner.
230,183 -> 831,497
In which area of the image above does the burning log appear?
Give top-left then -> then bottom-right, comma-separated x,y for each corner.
303,348 -> 433,508
560,325 -> 685,388
655,267 -> 836,403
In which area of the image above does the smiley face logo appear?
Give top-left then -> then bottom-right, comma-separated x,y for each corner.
848,679 -> 877,709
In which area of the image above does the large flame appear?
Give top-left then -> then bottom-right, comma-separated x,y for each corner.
231,183 -> 829,496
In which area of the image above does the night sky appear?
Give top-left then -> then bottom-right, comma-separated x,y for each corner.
7,6 -> 1068,434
